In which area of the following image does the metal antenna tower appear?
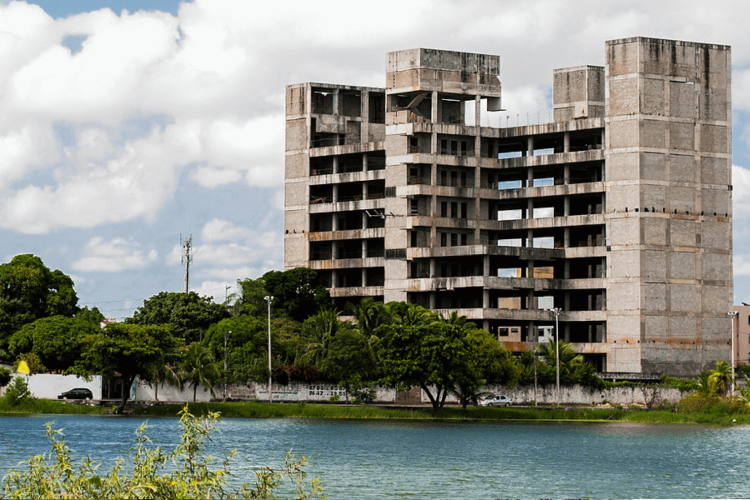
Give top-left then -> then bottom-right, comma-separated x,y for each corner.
181,234 -> 193,293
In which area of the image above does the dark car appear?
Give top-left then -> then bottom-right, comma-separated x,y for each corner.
58,388 -> 93,400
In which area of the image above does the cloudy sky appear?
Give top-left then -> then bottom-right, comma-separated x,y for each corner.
2,0 -> 750,319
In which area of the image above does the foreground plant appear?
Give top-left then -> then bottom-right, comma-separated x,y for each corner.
0,406 -> 321,499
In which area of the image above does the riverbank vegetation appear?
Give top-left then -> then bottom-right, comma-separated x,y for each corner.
2,256 -> 749,420
129,400 -> 750,426
0,406 -> 321,499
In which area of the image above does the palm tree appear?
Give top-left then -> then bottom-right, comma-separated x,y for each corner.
535,339 -> 583,383
299,308 -> 340,367
180,343 -> 221,402
440,311 -> 475,328
708,360 -> 732,396
148,363 -> 181,401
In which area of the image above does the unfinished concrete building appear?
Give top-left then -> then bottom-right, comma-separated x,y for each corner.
284,37 -> 733,376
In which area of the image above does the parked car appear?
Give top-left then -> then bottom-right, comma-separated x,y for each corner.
58,388 -> 93,400
480,395 -> 511,407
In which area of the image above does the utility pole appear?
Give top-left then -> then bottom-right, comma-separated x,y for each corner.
181,234 -> 193,293
264,295 -> 274,404
729,311 -> 738,395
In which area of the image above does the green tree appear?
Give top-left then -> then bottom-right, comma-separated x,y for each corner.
179,343 -> 221,402
0,367 -> 11,389
70,323 -> 182,412
75,306 -> 105,326
297,308 -> 340,368
8,316 -> 100,372
4,376 -> 32,406
379,321 -> 479,411
13,353 -> 47,374
708,360 -> 732,396
0,254 -> 79,352
320,327 -> 376,403
234,276 -> 269,317
126,291 -> 230,343
262,268 -> 330,322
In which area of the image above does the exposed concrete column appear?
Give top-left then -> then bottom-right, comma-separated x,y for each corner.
528,260 -> 534,279
362,239 -> 368,259
332,89 -> 340,115
564,196 -> 570,216
483,255 -> 490,276
491,140 -> 499,159
332,270 -> 338,288
563,131 -> 570,153
563,164 -> 570,185
429,258 -> 436,278
433,91 -> 441,123
564,323 -> 570,342
362,268 -> 367,288
564,291 -> 570,311
475,96 -> 481,127
332,214 -> 338,231
483,290 -> 490,309
527,166 -> 534,188
527,136 -> 534,157
483,319 -> 490,332
332,184 -> 338,203
362,212 -> 368,230
360,91 -> 369,143
333,156 -> 339,174
363,152 -> 368,172
564,259 -> 570,279
429,292 -> 436,309
527,229 -> 533,248
363,181 -> 368,200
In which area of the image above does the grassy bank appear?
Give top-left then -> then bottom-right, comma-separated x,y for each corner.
0,398 -> 108,415
132,401 -> 750,425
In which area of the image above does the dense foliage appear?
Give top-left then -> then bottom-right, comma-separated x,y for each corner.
0,255 -> 79,356
126,291 -> 230,343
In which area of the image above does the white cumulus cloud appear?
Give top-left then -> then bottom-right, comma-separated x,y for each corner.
73,236 -> 157,272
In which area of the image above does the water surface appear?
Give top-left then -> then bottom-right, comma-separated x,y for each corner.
0,415 -> 747,499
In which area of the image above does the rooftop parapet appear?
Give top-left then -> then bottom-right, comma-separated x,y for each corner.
386,48 -> 501,102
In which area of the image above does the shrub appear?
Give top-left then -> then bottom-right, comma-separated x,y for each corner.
0,406 -> 322,499
4,376 -> 32,406
0,367 -> 11,389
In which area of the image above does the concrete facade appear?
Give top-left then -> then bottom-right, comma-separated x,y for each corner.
284,38 -> 733,377
731,305 -> 750,368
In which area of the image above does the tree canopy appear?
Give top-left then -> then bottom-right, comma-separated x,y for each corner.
378,318 -> 480,411
70,323 -> 183,411
8,316 -> 101,372
0,254 -> 79,352
126,292 -> 230,343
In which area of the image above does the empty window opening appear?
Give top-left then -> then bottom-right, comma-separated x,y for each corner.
532,177 -> 555,187
497,238 -> 523,247
533,207 -> 555,218
533,236 -> 555,249
498,209 -> 523,221
498,180 -> 523,190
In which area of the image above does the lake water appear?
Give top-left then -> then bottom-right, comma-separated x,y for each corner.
0,414 -> 748,499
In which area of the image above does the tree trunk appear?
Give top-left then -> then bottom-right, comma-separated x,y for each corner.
193,383 -> 197,403
118,375 -> 135,414
421,383 -> 440,411
155,376 -> 159,402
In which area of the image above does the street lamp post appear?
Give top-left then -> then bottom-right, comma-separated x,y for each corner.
729,311 -> 738,395
550,308 -> 561,405
264,295 -> 274,404
223,330 -> 231,400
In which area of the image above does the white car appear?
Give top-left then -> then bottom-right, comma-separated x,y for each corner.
480,395 -> 511,407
